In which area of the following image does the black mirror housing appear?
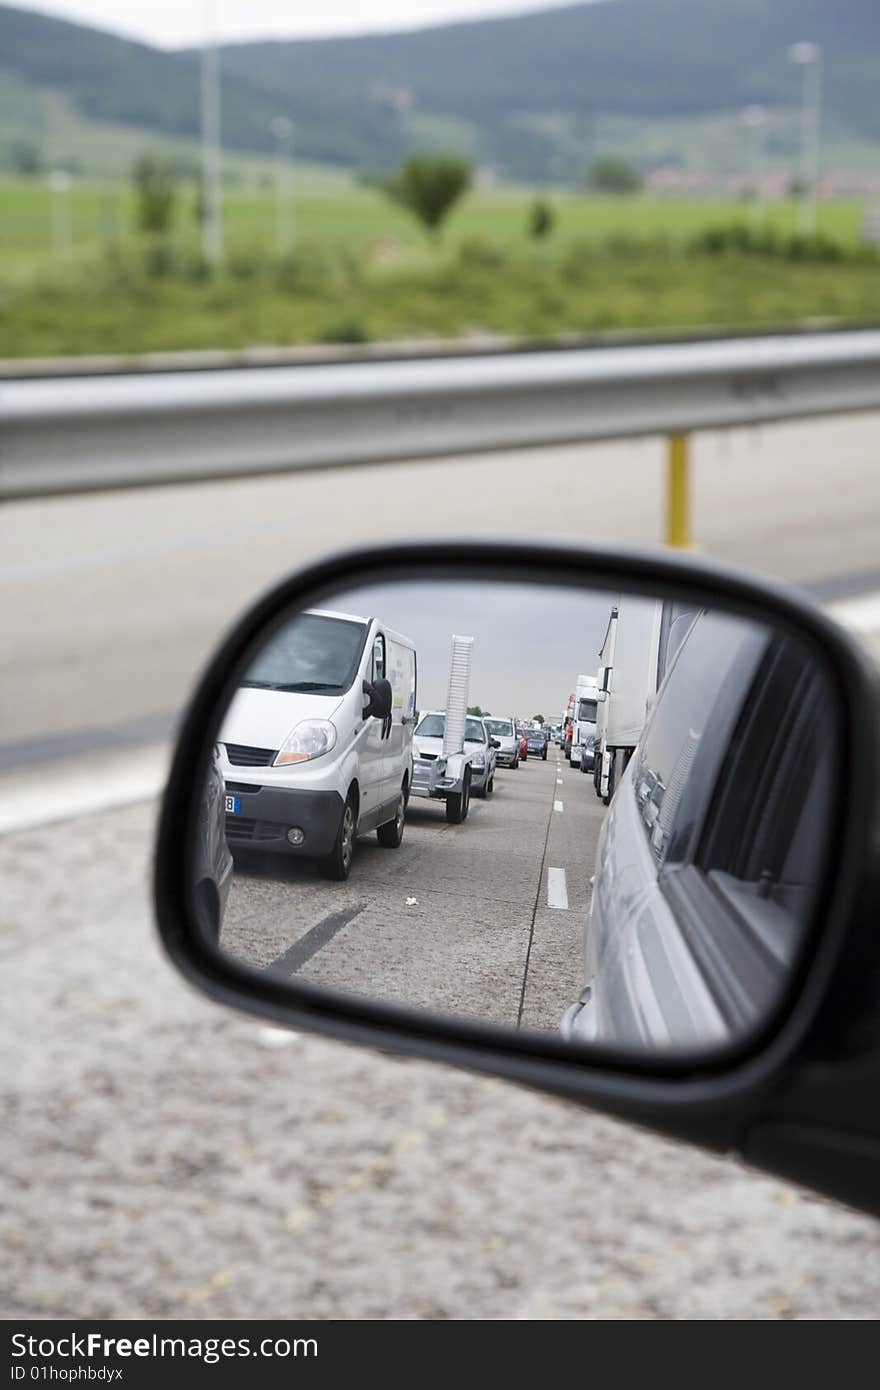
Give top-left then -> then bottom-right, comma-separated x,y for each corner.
362,677 -> 393,721
154,537 -> 880,1217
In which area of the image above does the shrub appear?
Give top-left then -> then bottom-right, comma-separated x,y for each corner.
528,199 -> 555,239
132,156 -> 176,235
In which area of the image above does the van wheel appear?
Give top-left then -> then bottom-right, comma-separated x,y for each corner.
322,795 -> 357,880
377,788 -> 406,848
446,770 -> 471,824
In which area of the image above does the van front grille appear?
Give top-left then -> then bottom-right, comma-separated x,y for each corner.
225,744 -> 276,767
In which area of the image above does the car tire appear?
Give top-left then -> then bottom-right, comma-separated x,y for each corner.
486,774 -> 495,795
321,794 -> 357,880
377,786 -> 406,848
542,750 -> 547,760
446,770 -> 471,823
193,877 -> 221,948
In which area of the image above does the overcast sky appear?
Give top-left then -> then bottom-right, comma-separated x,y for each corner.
21,0 -> 589,49
328,579 -> 614,717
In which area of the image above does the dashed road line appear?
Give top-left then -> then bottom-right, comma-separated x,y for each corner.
547,867 -> 569,910
554,800 -> 564,813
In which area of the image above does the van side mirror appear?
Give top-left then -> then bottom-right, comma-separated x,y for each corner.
490,738 -> 501,749
362,677 -> 392,721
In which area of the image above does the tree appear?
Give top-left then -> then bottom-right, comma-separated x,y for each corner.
531,715 -> 545,726
132,155 -> 176,234
467,705 -> 484,716
11,141 -> 41,176
528,199 -> 555,239
383,154 -> 471,236
589,156 -> 642,195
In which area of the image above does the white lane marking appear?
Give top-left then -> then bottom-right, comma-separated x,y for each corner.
547,867 -> 569,910
554,799 -> 564,813
0,743 -> 169,834
556,777 -> 564,784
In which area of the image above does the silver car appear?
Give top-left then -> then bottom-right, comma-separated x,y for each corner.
563,611 -> 833,1051
413,712 -> 498,797
483,716 -> 519,769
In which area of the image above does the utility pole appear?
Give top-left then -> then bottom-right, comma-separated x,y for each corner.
789,41 -> 822,237
47,168 -> 72,259
200,0 -> 223,265
741,105 -> 766,233
270,116 -> 295,256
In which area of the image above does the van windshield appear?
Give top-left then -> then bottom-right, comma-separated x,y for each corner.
243,612 -> 368,693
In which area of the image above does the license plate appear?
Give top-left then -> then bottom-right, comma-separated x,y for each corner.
225,795 -> 241,814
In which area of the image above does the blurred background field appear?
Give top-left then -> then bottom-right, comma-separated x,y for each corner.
2,174 -> 878,358
2,0 -> 879,358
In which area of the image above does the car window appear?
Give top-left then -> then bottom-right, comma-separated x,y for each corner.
465,717 -> 487,742
416,713 -> 445,738
371,633 -> 385,682
634,611 -> 768,867
484,719 -> 513,736
243,612 -> 368,693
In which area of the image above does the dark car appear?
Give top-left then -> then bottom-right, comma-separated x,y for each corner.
526,729 -> 549,760
192,744 -> 234,947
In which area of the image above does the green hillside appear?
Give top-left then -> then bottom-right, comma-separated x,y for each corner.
1,0 -> 879,179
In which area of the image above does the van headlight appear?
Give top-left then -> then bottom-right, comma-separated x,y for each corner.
471,754 -> 486,769
274,720 -> 337,766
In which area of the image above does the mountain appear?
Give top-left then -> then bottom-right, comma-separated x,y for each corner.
2,0 -> 879,180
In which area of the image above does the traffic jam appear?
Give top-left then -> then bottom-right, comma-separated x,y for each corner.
201,580 -> 819,1052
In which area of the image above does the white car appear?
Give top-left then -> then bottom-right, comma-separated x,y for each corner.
218,608 -> 417,879
564,610 -> 832,1050
483,716 -> 520,769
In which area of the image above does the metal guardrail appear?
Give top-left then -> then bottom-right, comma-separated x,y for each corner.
2,332 -> 880,543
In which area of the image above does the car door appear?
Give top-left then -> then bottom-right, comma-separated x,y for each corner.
587,610 -> 770,1048
382,635 -> 416,808
357,627 -> 387,828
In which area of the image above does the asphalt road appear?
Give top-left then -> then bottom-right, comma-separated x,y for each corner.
2,411 -> 880,752
3,417 -> 880,1320
4,796 -> 880,1320
222,749 -> 604,1035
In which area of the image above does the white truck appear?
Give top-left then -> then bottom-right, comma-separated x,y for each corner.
410,635 -> 483,823
594,597 -> 700,805
569,673 -> 600,770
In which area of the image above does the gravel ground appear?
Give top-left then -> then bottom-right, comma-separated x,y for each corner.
3,801 -> 879,1320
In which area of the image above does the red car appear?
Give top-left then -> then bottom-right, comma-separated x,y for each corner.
518,732 -> 529,761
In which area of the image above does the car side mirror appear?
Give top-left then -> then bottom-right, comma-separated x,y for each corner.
153,537 -> 880,1217
491,738 -> 501,749
362,677 -> 392,721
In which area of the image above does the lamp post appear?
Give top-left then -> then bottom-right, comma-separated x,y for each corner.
47,168 -> 72,259
741,105 -> 766,233
270,115 -> 295,256
788,41 -> 822,237
200,0 -> 223,265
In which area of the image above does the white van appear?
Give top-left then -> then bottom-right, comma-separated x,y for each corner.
218,609 -> 417,880
569,673 -> 599,769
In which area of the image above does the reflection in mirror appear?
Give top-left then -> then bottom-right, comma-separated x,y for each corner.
191,577 -> 834,1059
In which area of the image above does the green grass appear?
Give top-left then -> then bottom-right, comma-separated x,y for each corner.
1,177 -> 877,358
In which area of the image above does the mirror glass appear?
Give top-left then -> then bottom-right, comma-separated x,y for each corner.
190,574 -> 835,1059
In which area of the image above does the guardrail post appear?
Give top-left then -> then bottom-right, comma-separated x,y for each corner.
665,432 -> 692,549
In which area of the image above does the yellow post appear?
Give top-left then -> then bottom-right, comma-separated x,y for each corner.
666,432 -> 691,549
